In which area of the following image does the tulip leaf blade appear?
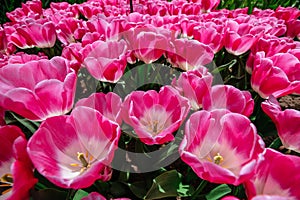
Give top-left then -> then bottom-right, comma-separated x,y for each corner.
144,170 -> 191,199
211,59 -> 237,74
7,111 -> 38,134
72,189 -> 89,200
269,137 -> 282,149
205,184 -> 231,200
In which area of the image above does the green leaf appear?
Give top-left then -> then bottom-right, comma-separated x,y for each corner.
211,59 -> 237,74
269,137 -> 282,149
205,184 -> 232,200
127,181 -> 148,199
72,190 -> 89,200
144,170 -> 187,199
8,112 -> 38,134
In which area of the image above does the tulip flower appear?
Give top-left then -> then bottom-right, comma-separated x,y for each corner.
123,25 -> 169,64
10,20 -> 56,49
224,20 -> 259,56
286,20 -> 300,39
86,16 -> 124,41
27,106 -> 121,189
274,6 -> 300,22
261,96 -> 300,153
6,0 -> 42,22
172,66 -> 213,110
0,57 -> 77,121
56,18 -> 86,45
122,86 -> 190,145
166,38 -> 214,71
202,85 -> 254,117
251,52 -> 300,98
179,109 -> 265,185
83,39 -> 128,83
246,36 -> 296,73
75,92 -> 123,125
189,0 -> 220,12
193,22 -> 224,53
0,125 -> 37,200
244,148 -> 300,199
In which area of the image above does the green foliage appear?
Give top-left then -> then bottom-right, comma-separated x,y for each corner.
205,184 -> 232,200
72,189 -> 89,200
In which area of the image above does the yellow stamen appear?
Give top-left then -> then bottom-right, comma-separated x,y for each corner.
0,174 -> 13,196
70,163 -> 80,167
213,153 -> 224,165
77,152 -> 89,168
0,174 -> 13,183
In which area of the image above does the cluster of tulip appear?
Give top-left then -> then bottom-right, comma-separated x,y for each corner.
1,0 -> 300,199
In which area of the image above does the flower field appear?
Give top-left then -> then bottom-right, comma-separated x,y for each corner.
1,0 -> 300,199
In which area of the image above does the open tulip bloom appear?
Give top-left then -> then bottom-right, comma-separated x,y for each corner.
0,125 -> 37,200
261,96 -> 300,153
179,109 -> 265,185
244,148 -> 300,199
122,86 -> 190,145
27,106 -> 121,189
0,56 -> 77,121
75,92 -> 123,125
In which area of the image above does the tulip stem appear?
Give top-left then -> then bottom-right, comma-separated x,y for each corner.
191,179 -> 208,200
129,0 -> 133,13
66,189 -> 77,200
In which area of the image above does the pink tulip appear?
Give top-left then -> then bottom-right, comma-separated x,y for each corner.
56,18 -> 86,45
0,52 -> 47,68
251,52 -> 300,98
123,25 -> 169,64
193,22 -> 224,53
0,125 -> 38,200
166,38 -> 214,71
27,106 -> 121,189
286,19 -> 300,39
188,0 -> 220,12
122,86 -> 190,145
50,2 -> 79,18
179,109 -> 265,185
61,43 -> 85,72
181,3 -> 202,15
10,20 -> 56,49
75,92 -> 122,125
2,24 -> 17,55
86,16 -> 124,41
0,57 -> 77,121
275,6 -> 300,22
83,39 -> 128,83
244,148 -> 300,199
246,36 -> 296,73
224,20 -> 260,56
172,66 -> 213,110
261,96 -> 300,153
202,85 -> 254,117
77,1 -> 104,19
6,0 -> 42,22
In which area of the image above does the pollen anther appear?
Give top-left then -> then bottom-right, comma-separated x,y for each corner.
213,153 -> 224,165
